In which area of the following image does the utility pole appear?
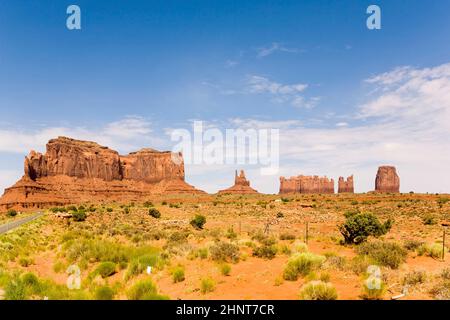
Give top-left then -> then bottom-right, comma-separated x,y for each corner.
305,221 -> 309,245
443,229 -> 446,261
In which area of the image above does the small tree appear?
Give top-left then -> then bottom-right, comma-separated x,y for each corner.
72,210 -> 87,222
6,209 -> 17,217
339,212 -> 392,244
190,214 -> 206,230
148,208 -> 161,219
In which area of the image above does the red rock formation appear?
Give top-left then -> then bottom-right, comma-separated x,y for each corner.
218,170 -> 259,194
338,175 -> 354,193
0,137 -> 204,210
279,175 -> 334,194
375,166 -> 400,193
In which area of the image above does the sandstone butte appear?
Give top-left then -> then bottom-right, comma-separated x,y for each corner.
279,175 -> 335,194
375,165 -> 400,193
0,136 -> 205,210
218,170 -> 259,194
338,175 -> 354,193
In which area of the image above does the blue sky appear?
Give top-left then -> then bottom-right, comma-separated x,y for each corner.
0,0 -> 449,194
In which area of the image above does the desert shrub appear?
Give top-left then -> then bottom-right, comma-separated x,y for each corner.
200,277 -> 216,294
95,261 -> 116,278
274,276 -> 284,286
252,244 -> 278,259
356,241 -> 407,269
225,227 -> 237,239
5,273 -> 42,300
319,272 -> 331,282
324,253 -> 346,270
143,201 -> 154,208
5,277 -> 27,300
403,270 -> 426,286
21,273 -> 41,291
190,214 -> 206,229
283,252 -> 326,281
6,209 -> 17,217
18,257 -> 33,267
188,247 -> 209,260
95,286 -> 114,300
349,255 -> 372,275
251,230 -> 269,243
279,233 -> 296,241
53,261 -> 66,273
430,280 -> 450,300
67,205 -> 77,212
437,197 -> 450,208
422,214 -> 437,225
127,279 -> 169,300
276,212 -> 284,218
403,239 -> 424,251
279,244 -> 292,255
148,208 -> 161,219
339,212 -> 392,244
292,241 -> 308,253
123,206 -> 130,214
441,268 -> 450,280
125,251 -> 165,280
171,265 -> 185,283
299,281 -> 337,300
417,243 -> 446,259
72,210 -> 87,222
219,263 -> 231,276
210,242 -> 240,263
106,207 -> 113,213
361,277 -> 386,300
165,231 -> 190,249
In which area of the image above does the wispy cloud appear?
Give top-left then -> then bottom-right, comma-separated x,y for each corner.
256,42 -> 301,58
0,116 -> 164,155
225,60 -> 239,68
246,75 -> 319,108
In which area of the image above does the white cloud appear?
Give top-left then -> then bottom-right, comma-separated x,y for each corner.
246,75 -> 318,109
256,42 -> 300,58
0,116 -> 164,155
236,63 -> 450,193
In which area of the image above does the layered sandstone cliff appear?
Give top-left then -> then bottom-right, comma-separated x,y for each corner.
338,175 -> 354,193
279,175 -> 334,194
0,137 -> 204,210
218,170 -> 259,194
375,166 -> 400,193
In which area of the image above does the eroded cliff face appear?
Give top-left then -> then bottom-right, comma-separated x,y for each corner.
375,166 -> 400,193
25,137 -> 122,181
121,149 -> 184,183
279,175 -> 334,194
1,136 -> 204,210
218,170 -> 259,194
338,175 -> 354,193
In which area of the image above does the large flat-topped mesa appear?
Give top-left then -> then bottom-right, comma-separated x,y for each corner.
375,165 -> 400,193
0,136 -> 204,210
279,175 -> 334,194
218,170 -> 259,194
25,137 -> 185,183
338,175 -> 354,193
